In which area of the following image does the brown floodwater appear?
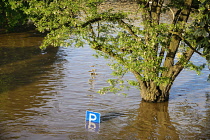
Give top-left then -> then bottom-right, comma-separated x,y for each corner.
0,30 -> 209,140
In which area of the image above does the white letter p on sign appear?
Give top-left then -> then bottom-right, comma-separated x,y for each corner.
89,113 -> 97,122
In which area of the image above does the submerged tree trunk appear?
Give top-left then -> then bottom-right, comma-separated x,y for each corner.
139,81 -> 171,102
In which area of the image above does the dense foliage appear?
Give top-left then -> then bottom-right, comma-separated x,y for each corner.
0,0 -> 30,31
2,0 -> 209,102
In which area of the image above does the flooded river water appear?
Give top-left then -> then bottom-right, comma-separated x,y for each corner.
0,30 -> 209,140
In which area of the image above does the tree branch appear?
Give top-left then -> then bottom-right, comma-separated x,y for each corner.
80,13 -> 125,28
118,19 -> 139,39
81,17 -> 102,28
91,43 -> 125,63
169,31 -> 203,56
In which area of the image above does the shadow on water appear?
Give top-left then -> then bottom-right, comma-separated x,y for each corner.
0,31 -> 58,94
101,112 -> 125,123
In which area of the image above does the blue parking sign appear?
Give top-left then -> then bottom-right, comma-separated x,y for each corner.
86,111 -> 101,123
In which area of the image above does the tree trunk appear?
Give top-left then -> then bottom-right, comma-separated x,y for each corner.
139,81 -> 171,102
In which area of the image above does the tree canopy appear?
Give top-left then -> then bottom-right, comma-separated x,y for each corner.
2,0 -> 209,102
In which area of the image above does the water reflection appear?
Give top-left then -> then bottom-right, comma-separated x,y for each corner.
117,102 -> 179,140
0,31 -> 58,94
201,93 -> 210,139
0,31 -> 59,139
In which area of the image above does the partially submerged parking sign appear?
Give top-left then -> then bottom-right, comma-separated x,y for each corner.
86,111 -> 101,123
86,111 -> 100,132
